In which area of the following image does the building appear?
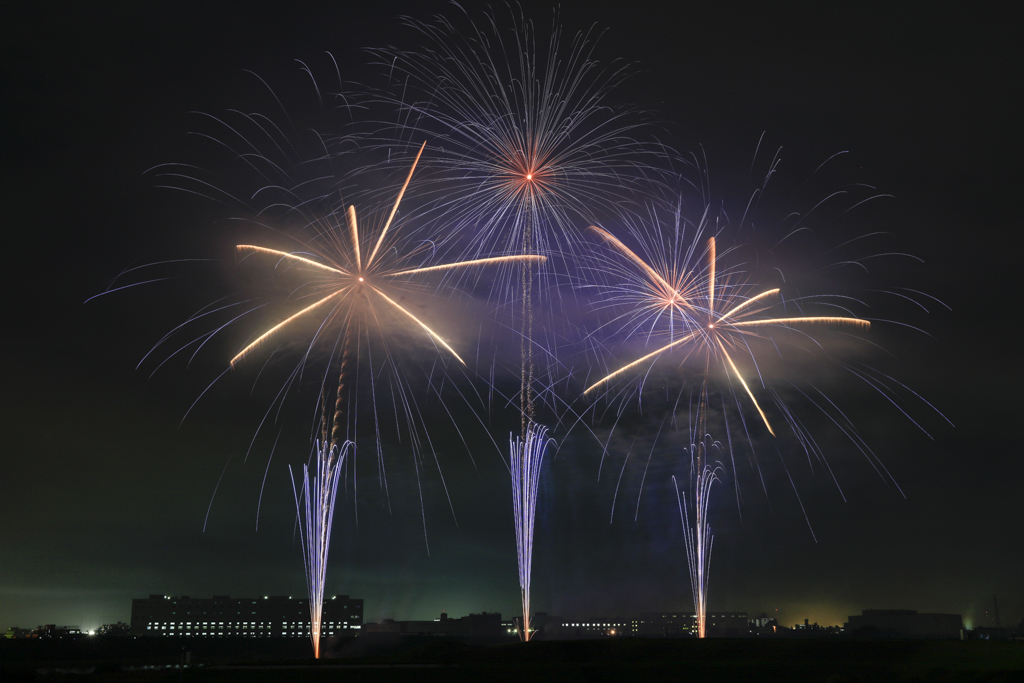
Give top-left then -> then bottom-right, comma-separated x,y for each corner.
4,627 -> 33,639
631,611 -> 749,637
130,594 -> 362,638
363,611 -> 502,638
845,609 -> 962,639
793,618 -> 844,637
4,625 -> 82,639
554,616 -> 627,638
748,613 -> 780,636
550,611 -> 749,638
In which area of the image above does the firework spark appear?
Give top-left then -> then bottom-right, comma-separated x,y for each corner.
510,422 -> 550,642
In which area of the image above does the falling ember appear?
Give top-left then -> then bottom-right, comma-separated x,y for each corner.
511,422 -> 550,642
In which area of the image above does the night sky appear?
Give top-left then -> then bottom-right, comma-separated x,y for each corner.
2,2 -> 1018,633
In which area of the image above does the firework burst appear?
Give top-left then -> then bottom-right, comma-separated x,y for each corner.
368,6 -> 675,442
369,6 -> 671,272
584,229 -> 870,438
229,142 -> 544,372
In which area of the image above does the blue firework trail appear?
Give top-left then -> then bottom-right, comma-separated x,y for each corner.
290,439 -> 348,659
510,422 -> 551,641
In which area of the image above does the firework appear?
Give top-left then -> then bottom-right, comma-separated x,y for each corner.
510,422 -> 550,642
675,460 -> 717,639
229,144 -> 545,520
136,134 -> 547,656
290,439 -> 348,659
583,209 -> 880,635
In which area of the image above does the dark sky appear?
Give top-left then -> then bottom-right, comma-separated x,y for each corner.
2,1 -> 1018,633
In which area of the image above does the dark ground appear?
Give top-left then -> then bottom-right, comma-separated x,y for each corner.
3,637 -> 1023,683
